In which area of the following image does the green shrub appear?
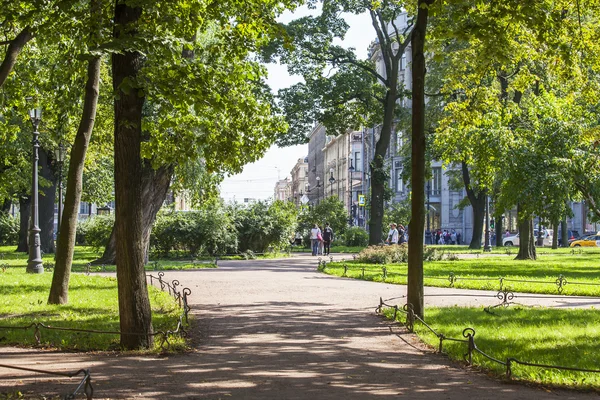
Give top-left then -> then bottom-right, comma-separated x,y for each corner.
423,246 -> 444,261
150,208 -> 238,257
84,215 -> 115,251
235,200 -> 297,253
76,218 -> 91,245
357,244 -> 408,264
343,227 -> 368,247
356,244 -> 442,264
0,213 -> 18,245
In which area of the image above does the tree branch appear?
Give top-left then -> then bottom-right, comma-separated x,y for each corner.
369,9 -> 392,81
0,26 -> 34,88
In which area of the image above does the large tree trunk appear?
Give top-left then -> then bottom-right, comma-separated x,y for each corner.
460,162 -> 486,249
407,0 -> 433,320
560,216 -> 568,248
551,219 -> 559,249
112,0 -> 153,349
16,194 -> 30,252
515,206 -> 536,260
0,27 -> 33,88
368,91 -> 397,245
48,54 -> 101,304
1,199 -> 10,214
93,163 -> 173,265
38,147 -> 57,254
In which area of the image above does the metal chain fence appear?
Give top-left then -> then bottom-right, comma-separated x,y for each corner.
0,271 -> 192,399
376,298 -> 600,379
316,258 -> 600,295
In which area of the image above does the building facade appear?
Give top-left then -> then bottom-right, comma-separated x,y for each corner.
289,157 -> 309,207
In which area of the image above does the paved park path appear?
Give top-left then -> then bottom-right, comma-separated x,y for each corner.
1,254 -> 599,399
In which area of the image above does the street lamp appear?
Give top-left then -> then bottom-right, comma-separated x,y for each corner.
27,107 -> 44,274
54,142 -> 66,245
316,176 -> 321,204
329,168 -> 335,196
484,195 -> 491,252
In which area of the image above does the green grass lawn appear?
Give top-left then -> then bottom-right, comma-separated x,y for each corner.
0,259 -> 187,352
0,245 -> 217,272
428,244 -> 600,256
323,253 -> 600,296
381,305 -> 600,389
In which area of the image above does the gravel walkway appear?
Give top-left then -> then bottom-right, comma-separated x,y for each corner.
1,254 -> 598,399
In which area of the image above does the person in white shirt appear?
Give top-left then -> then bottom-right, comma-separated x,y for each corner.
310,224 -> 321,256
386,223 -> 399,245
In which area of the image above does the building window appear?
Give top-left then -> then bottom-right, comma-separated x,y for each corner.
432,167 -> 442,196
79,202 -> 90,215
354,151 -> 362,172
395,168 -> 403,193
401,53 -> 407,70
396,131 -> 403,153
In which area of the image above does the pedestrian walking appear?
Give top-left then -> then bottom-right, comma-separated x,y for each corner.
386,223 -> 399,245
310,224 -> 321,256
398,224 -> 406,244
322,223 -> 334,255
317,226 -> 324,255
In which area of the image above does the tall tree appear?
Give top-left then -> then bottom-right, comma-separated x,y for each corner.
49,0 -> 106,304
275,0 -> 414,245
407,0 -> 435,319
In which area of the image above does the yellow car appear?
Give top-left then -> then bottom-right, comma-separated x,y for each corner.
569,234 -> 600,247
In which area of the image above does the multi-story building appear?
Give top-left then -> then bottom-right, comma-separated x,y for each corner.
274,178 -> 292,202
289,157 -> 309,207
306,123 -> 327,204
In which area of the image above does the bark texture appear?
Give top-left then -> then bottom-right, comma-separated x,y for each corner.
461,162 -> 486,249
93,163 -> 173,265
515,208 -> 536,260
407,0 -> 434,319
0,27 -> 33,88
112,0 -> 153,349
48,56 -> 101,304
16,195 -> 30,252
38,147 -> 57,254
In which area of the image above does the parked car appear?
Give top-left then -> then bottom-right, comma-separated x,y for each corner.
557,230 -> 579,246
569,234 -> 600,247
503,229 -> 553,247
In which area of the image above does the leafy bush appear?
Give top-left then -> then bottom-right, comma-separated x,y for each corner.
343,227 -> 369,247
84,215 -> 115,251
423,246 -> 444,261
0,213 -> 18,245
234,200 -> 297,253
357,244 -> 443,264
151,207 -> 237,257
357,244 -> 408,264
76,218 -> 91,245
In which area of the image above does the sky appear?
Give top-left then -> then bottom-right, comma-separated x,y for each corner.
218,6 -> 372,202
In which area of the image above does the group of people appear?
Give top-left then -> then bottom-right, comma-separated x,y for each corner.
433,229 -> 461,245
310,223 -> 335,256
386,223 -> 407,245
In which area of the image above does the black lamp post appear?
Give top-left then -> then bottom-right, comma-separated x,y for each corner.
484,195 -> 491,252
316,176 -> 321,204
27,107 -> 44,274
329,168 -> 335,196
425,180 -> 431,244
54,142 -> 65,244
